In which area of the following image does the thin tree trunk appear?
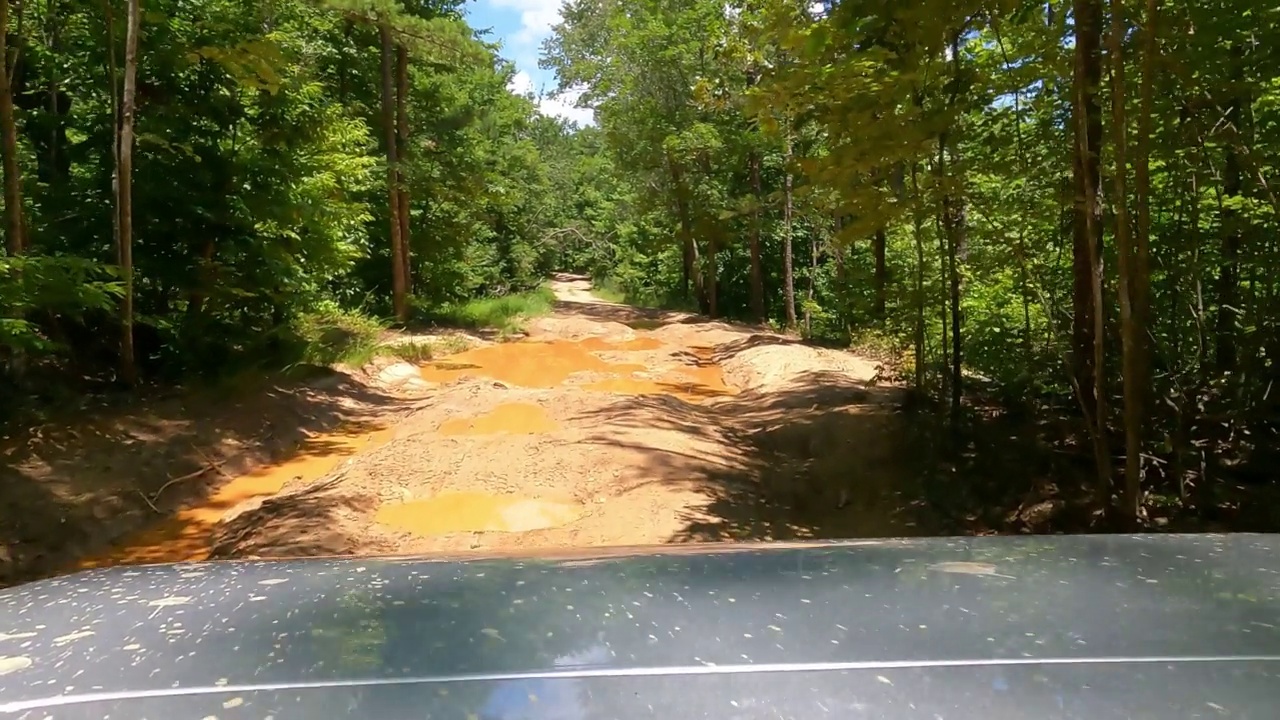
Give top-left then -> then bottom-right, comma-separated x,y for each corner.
117,0 -> 140,384
942,34 -> 966,427
707,222 -> 718,318
395,42 -> 412,297
1109,0 -> 1141,527
379,23 -> 407,322
748,149 -> 764,323
1215,50 -> 1243,374
805,224 -> 816,334
669,157 -> 699,308
873,226 -> 887,319
1135,0 -> 1157,381
934,192 -> 950,406
940,131 -> 963,424
46,0 -> 62,185
1072,0 -> 1111,498
782,119 -> 796,329
104,0 -> 121,288
911,163 -> 926,392
0,0 -> 24,255
1071,0 -> 1104,411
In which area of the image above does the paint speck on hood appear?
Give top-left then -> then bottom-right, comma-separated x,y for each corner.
52,630 -> 94,646
0,655 -> 33,675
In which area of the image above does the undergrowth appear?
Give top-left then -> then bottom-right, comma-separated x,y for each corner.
431,286 -> 556,335
293,304 -> 386,367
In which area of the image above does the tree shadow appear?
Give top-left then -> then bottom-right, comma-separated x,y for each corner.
568,371 -> 942,545
0,369 -> 405,585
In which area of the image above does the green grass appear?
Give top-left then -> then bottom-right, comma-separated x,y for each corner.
592,277 -> 698,313
379,335 -> 472,363
293,305 -> 387,367
436,286 -> 556,335
591,279 -> 628,304
291,287 -> 553,371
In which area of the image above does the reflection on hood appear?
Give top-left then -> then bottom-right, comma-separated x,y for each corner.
480,643 -> 610,720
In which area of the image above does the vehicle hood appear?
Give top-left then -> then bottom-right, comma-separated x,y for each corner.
2,535 -> 1280,718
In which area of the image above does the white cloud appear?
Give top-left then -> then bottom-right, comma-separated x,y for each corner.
490,0 -> 565,47
507,70 -> 535,96
537,86 -> 595,126
508,70 -> 595,125
492,2 -> 596,125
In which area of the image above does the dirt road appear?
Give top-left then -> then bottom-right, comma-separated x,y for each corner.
3,275 -> 933,579
206,274 -> 930,559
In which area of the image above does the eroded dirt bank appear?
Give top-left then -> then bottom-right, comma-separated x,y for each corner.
3,275 -> 933,579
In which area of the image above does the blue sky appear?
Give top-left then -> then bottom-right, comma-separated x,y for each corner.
464,0 -> 594,125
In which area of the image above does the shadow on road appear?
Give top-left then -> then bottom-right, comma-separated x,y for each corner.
571,367 -> 943,544
0,370 -> 404,585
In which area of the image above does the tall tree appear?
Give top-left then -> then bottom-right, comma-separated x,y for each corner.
0,0 -> 23,255
1071,0 -> 1104,411
748,148 -> 765,322
395,41 -> 412,298
1109,0 -> 1141,525
781,114 -> 797,329
379,21 -> 408,322
117,0 -> 141,384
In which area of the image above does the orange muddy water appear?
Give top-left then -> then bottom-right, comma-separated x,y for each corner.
376,492 -> 582,535
81,334 -> 733,565
438,403 -> 560,435
78,425 -> 392,568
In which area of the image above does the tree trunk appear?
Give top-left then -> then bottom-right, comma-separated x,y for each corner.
104,0 -> 122,293
1071,0 -> 1111,498
782,121 -> 797,329
116,0 -> 140,385
748,150 -> 764,322
379,23 -> 408,322
0,0 -> 24,255
911,163 -> 926,393
707,221 -> 718,318
1071,0 -> 1104,411
805,224 -> 816,334
668,158 -> 700,308
1109,0 -> 1141,527
1215,51 -> 1243,374
939,129 -> 964,424
395,42 -> 412,297
942,34 -> 966,427
873,226 -> 887,319
1135,0 -> 1157,381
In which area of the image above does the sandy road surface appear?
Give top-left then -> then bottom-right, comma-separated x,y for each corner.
2,274 -> 931,582
208,274 -> 931,559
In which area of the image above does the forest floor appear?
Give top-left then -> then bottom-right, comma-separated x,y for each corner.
2,274 -> 940,583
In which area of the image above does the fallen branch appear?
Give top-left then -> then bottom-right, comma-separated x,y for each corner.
193,446 -> 234,480
136,448 -> 230,513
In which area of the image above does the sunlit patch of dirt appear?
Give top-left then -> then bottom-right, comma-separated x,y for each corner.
577,336 -> 664,352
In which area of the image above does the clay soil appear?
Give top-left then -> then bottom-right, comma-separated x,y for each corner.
2,275 -> 937,581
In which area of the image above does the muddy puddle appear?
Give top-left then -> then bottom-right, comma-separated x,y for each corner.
376,492 -> 582,535
80,333 -> 734,565
438,403 -> 560,435
420,337 -> 734,402
77,425 -> 392,568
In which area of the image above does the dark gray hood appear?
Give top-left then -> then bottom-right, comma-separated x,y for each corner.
2,535 -> 1280,718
